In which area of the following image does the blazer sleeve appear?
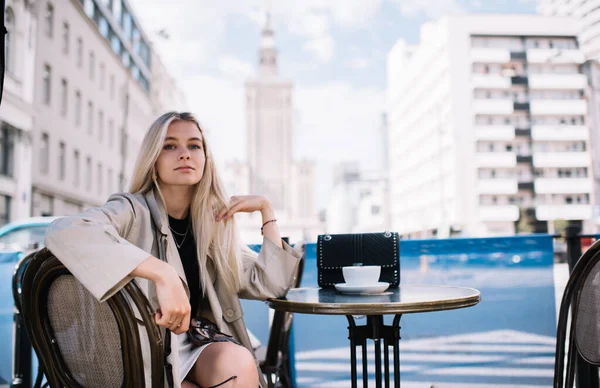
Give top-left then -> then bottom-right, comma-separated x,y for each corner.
44,193 -> 151,302
237,237 -> 302,301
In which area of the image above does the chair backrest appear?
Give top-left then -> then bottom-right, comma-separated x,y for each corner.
260,242 -> 306,387
12,250 -> 39,388
20,248 -> 164,388
554,238 -> 600,388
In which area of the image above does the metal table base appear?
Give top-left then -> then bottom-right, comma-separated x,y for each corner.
346,314 -> 402,388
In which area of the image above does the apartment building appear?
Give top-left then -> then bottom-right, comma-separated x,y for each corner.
387,15 -> 593,238
30,0 -> 183,217
0,0 -> 38,225
538,0 -> 600,58
538,0 -> 600,228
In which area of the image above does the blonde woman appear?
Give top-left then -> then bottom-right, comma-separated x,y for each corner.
45,112 -> 302,388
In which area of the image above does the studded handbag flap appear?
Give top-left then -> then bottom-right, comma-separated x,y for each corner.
317,232 -> 400,288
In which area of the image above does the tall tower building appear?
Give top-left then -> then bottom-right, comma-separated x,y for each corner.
245,13 -> 293,213
387,15 -> 593,238
225,12 -> 321,243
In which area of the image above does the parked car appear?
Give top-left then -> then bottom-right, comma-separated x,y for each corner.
0,217 -> 58,252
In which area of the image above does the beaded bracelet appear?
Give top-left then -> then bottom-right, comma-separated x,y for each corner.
261,219 -> 277,235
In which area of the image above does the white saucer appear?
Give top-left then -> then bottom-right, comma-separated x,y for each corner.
334,282 -> 390,295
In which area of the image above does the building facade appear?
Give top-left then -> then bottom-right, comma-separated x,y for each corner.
538,0 -> 600,59
0,0 -> 38,226
538,0 -> 600,228
29,0 -> 184,218
326,163 -> 390,234
225,14 -> 321,243
387,15 -> 593,238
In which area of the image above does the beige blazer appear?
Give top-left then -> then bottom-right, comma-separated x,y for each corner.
44,188 -> 302,388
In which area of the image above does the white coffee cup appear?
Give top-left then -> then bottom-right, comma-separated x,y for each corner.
342,265 -> 381,286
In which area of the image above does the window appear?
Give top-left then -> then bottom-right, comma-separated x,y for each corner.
75,90 -> 82,126
108,168 -> 113,194
74,150 -> 80,187
45,3 -> 54,38
86,156 -> 92,191
62,22 -> 69,54
99,63 -> 105,89
112,0 -> 122,24
98,110 -> 104,141
42,64 -> 51,105
89,51 -> 95,79
123,11 -> 132,40
0,194 -> 10,227
40,133 -> 49,174
99,17 -> 109,38
108,119 -> 114,147
87,101 -> 93,134
84,0 -> 94,17
59,141 -> 65,180
109,74 -> 115,99
0,124 -> 15,178
5,7 -> 14,74
77,37 -> 83,68
97,163 -> 103,194
60,79 -> 67,116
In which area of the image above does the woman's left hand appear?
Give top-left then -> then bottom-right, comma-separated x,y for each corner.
216,195 -> 271,221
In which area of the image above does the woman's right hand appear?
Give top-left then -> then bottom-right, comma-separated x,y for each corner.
154,269 -> 191,334
131,256 -> 191,335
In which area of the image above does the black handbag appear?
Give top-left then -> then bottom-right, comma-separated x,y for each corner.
317,232 -> 400,288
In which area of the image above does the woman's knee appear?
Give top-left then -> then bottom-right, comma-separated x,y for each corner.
193,342 -> 258,386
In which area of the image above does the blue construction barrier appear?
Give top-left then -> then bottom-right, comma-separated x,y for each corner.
293,235 -> 557,387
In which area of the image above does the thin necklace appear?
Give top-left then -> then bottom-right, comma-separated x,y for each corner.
169,222 -> 190,249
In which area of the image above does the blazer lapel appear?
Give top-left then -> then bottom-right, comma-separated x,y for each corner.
144,189 -> 188,287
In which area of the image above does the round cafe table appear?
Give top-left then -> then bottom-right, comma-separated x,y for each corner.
267,285 -> 481,388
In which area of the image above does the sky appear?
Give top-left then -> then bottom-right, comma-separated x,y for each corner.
128,0 -> 538,210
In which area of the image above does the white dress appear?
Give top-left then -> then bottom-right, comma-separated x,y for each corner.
177,333 -> 212,382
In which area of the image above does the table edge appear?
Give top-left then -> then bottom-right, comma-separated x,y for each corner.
267,288 -> 481,315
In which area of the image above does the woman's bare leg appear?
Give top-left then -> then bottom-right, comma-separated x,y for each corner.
187,342 -> 258,387
182,381 -> 200,388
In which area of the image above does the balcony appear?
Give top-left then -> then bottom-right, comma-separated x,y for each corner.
476,178 -> 518,194
474,125 -> 515,141
536,204 -> 592,220
526,49 -> 585,64
515,128 -> 531,137
472,75 -> 511,89
511,76 -> 528,86
518,182 -> 534,190
534,178 -> 593,194
531,125 -> 588,141
470,48 -> 510,63
479,205 -> 520,221
528,74 -> 587,90
533,152 -> 590,168
510,51 -> 527,61
530,100 -> 587,116
516,155 -> 533,164
473,99 -> 514,115
475,152 -> 516,168
513,102 -> 530,111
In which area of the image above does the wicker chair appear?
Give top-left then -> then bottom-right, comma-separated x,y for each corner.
19,248 -> 164,388
554,239 -> 600,388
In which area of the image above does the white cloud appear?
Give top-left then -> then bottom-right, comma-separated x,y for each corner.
294,82 -> 385,208
217,57 -> 254,79
345,57 -> 371,69
303,35 -> 335,63
393,0 -> 465,18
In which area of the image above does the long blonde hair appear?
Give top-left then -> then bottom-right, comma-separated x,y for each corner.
129,112 -> 242,293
